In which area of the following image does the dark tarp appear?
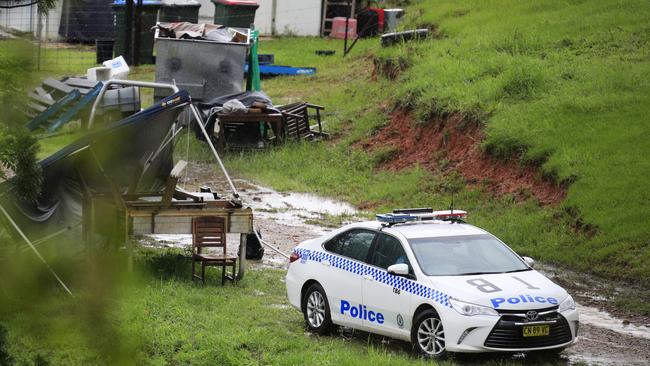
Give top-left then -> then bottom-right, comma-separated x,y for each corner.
195,91 -> 276,140
58,0 -> 115,42
0,91 -> 190,244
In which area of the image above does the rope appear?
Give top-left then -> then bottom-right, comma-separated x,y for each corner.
0,203 -> 74,297
0,1 -> 38,9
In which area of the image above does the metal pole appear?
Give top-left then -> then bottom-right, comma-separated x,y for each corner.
125,0 -> 133,65
271,0 -> 277,36
21,225 -> 78,252
188,105 -> 240,199
134,0 -> 143,66
0,204 -> 74,297
254,229 -> 289,259
343,0 -> 350,55
88,79 -> 180,129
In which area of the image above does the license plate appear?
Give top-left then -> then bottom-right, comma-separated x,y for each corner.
523,325 -> 550,337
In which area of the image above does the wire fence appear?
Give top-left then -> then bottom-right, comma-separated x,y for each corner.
0,0 -> 198,77
2,1 -> 107,74
0,0 -> 376,77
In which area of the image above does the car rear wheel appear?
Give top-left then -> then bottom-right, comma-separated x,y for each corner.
412,309 -> 447,358
302,283 -> 333,334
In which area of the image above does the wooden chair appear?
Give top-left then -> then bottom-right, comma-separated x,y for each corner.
191,216 -> 237,285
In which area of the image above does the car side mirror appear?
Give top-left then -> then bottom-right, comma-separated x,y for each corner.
523,256 -> 535,268
387,263 -> 410,277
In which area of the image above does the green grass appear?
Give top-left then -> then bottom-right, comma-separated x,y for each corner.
0,248 -> 569,366
395,0 -> 650,246
218,2 -> 650,290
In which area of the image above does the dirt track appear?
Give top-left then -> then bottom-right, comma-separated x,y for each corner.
174,162 -> 650,365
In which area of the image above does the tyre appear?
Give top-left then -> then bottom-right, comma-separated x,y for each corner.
302,283 -> 333,334
412,309 -> 447,358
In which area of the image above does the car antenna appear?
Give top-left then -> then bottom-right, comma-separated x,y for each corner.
445,192 -> 466,224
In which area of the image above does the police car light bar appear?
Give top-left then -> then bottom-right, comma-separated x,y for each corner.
393,207 -> 434,215
376,213 -> 419,224
377,209 -> 468,225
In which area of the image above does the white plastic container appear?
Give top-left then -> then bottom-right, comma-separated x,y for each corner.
87,66 -> 112,81
102,55 -> 130,80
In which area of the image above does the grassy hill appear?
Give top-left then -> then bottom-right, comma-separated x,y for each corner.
396,0 -> 650,270
224,0 -> 650,293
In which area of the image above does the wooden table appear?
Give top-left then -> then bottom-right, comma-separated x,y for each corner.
216,113 -> 285,150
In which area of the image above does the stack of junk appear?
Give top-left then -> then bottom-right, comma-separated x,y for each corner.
24,56 -> 138,133
153,21 -> 327,151
196,91 -> 327,152
24,21 -> 326,149
4,83 -> 257,282
3,19 -> 327,286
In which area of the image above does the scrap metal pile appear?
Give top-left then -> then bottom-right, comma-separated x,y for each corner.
3,17 -> 328,285
24,57 -> 139,133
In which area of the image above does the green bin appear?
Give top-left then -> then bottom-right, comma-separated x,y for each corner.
211,0 -> 259,28
112,0 -> 162,65
159,0 -> 201,23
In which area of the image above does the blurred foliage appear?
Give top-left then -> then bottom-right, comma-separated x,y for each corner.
0,39 -> 42,202
0,130 -> 42,202
0,325 -> 13,366
37,0 -> 57,16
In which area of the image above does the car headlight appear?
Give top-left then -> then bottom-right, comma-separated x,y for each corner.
558,295 -> 576,313
450,298 -> 499,316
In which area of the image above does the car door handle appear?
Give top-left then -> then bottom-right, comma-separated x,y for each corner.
322,260 -> 331,267
363,275 -> 374,281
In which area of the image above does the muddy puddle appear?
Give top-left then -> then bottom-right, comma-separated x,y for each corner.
237,179 -> 359,234
139,163 -> 650,365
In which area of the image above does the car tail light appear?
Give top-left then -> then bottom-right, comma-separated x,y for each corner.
289,251 -> 301,263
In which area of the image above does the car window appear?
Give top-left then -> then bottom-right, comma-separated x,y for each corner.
324,229 -> 376,262
370,233 -> 410,270
409,234 -> 530,276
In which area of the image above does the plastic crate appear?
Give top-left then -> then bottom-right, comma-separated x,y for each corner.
330,17 -> 357,39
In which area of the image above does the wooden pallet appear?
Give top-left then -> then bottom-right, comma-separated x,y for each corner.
277,102 -> 326,140
25,77 -> 103,132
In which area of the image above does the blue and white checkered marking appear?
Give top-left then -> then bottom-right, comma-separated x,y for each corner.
295,248 -> 451,308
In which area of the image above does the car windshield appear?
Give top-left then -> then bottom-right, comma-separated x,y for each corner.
408,234 -> 530,276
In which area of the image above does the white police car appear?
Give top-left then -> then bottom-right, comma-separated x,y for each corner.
285,208 -> 579,358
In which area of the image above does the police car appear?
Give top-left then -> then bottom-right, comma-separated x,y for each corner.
285,208 -> 579,358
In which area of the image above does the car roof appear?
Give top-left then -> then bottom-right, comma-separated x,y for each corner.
351,220 -> 487,239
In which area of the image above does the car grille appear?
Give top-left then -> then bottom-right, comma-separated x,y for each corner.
484,307 -> 573,349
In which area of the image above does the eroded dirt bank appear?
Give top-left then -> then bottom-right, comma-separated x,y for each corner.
356,111 -> 566,205
140,161 -> 650,365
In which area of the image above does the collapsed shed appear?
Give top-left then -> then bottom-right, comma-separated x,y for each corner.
0,85 -> 255,288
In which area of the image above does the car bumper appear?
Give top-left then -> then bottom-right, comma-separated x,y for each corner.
285,267 -> 302,311
442,307 -> 579,353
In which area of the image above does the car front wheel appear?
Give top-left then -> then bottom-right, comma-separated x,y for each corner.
302,283 -> 333,334
412,309 -> 447,358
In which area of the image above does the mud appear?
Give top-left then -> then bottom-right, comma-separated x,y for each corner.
142,161 -> 650,365
356,111 -> 566,205
538,263 -> 650,328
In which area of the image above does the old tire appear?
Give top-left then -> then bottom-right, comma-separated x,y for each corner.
412,309 -> 447,358
302,283 -> 333,334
